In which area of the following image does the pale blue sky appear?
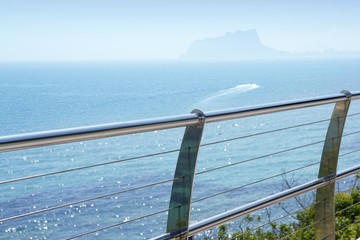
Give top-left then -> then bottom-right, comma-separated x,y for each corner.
1,0 -> 359,61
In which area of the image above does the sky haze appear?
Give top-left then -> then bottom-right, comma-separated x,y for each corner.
1,0 -> 359,61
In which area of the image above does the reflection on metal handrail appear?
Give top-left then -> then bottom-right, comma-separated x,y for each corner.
1,91 -> 359,152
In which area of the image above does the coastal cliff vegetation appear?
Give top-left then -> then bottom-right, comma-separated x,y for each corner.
209,177 -> 360,240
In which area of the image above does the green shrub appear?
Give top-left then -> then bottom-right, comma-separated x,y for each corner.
212,183 -> 360,240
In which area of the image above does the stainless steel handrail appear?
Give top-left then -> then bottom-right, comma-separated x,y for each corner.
0,114 -> 198,152
1,91 -> 359,153
205,91 -> 359,122
1,90 -> 360,239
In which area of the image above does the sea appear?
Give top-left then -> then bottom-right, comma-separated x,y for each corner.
0,58 -> 360,239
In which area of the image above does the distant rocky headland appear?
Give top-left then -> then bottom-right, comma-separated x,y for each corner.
180,29 -> 360,60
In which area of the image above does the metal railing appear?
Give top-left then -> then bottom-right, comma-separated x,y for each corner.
1,90 -> 360,239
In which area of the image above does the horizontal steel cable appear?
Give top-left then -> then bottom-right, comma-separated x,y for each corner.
197,130 -> 360,177
0,147 -> 344,225
247,206 -> 307,233
65,205 -> 179,240
279,183 -> 360,240
0,147 -> 332,224
188,172 -> 346,236
339,148 -> 360,157
348,112 -> 360,117
336,217 -> 360,236
343,130 -> 360,138
2,117 -> 358,186
0,116 -> 332,185
320,232 -> 335,240
192,161 -> 319,204
279,213 -> 334,240
336,200 -> 360,217
0,176 -> 179,223
200,117 -> 333,147
196,139 -> 324,176
0,148 -> 180,185
246,195 -> 333,235
201,113 -> 359,148
5,133 -> 355,222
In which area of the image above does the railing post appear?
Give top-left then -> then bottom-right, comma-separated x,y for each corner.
315,90 -> 352,240
166,109 -> 205,239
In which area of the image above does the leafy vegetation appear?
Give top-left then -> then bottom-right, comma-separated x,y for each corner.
210,184 -> 360,239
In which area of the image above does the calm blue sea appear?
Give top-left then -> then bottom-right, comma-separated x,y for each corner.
0,58 -> 360,239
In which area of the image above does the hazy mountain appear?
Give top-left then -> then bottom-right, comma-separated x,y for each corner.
180,29 -> 291,60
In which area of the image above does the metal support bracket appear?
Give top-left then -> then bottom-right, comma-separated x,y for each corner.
315,90 -> 352,240
166,109 -> 205,239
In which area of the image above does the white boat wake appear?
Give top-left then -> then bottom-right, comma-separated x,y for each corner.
202,83 -> 260,102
